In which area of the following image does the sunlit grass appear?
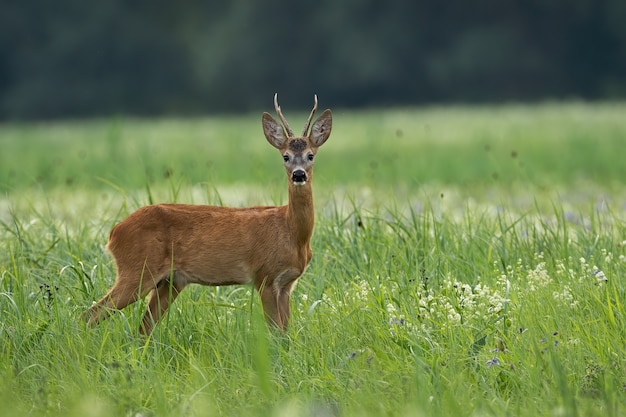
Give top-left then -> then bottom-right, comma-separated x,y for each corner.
1,102 -> 626,416
2,101 -> 626,193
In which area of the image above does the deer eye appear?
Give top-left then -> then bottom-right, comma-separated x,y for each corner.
283,154 -> 289,162
307,153 -> 314,161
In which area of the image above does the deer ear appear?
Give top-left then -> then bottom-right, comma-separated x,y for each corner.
262,112 -> 287,149
310,109 -> 332,148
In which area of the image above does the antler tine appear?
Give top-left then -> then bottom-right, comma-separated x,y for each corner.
274,93 -> 294,137
301,94 -> 318,136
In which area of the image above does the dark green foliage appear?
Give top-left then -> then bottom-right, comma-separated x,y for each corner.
1,0 -> 626,119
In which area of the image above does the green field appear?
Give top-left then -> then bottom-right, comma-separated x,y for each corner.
1,102 -> 626,416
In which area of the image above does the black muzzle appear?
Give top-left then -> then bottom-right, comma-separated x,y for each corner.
292,169 -> 307,183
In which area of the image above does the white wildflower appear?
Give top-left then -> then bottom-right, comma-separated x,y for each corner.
348,279 -> 370,303
553,286 -> 578,308
487,293 -> 505,314
496,273 -> 509,287
527,261 -> 551,291
442,301 -> 461,324
447,310 -> 462,323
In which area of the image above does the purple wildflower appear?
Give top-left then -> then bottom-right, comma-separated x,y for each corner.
389,317 -> 405,326
486,357 -> 500,368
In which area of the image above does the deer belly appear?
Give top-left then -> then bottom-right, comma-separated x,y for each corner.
182,260 -> 254,286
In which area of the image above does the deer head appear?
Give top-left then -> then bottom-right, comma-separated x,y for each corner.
262,94 -> 332,186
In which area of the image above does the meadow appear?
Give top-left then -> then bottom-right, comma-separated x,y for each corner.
1,101 -> 625,416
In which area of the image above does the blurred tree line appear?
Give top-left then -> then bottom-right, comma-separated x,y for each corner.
1,0 -> 625,120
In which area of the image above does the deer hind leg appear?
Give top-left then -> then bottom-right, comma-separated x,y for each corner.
84,267 -> 161,327
140,274 -> 186,335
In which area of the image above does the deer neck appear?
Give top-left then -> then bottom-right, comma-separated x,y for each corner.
287,182 -> 315,245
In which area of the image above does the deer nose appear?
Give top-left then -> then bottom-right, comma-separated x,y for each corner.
292,169 -> 307,183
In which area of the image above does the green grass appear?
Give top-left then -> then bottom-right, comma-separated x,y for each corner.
2,102 -> 626,193
1,102 -> 626,416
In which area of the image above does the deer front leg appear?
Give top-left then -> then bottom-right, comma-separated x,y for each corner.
257,269 -> 300,331
276,290 -> 291,331
259,285 -> 282,329
259,287 -> 292,331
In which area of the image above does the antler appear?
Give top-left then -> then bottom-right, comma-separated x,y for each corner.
274,93 -> 294,137
302,94 -> 318,136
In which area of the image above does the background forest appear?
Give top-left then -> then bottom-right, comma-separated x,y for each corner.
1,0 -> 626,120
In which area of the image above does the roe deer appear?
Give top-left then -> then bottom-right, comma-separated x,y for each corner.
85,94 -> 332,335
